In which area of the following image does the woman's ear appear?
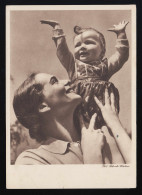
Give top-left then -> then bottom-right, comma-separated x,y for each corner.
38,102 -> 51,113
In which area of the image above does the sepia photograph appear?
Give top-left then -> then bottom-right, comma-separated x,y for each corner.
6,5 -> 136,188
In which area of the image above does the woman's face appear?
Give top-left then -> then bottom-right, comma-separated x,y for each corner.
35,73 -> 81,110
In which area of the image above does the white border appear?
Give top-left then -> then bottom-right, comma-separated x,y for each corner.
6,5 -> 136,189
6,5 -> 135,10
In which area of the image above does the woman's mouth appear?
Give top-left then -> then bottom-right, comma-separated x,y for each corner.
66,88 -> 75,94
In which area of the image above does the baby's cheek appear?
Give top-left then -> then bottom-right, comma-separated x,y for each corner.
74,50 -> 79,59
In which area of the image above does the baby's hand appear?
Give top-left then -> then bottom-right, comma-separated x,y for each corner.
108,20 -> 129,33
40,20 -> 60,29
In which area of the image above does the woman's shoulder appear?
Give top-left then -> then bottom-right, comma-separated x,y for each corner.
15,147 -> 49,165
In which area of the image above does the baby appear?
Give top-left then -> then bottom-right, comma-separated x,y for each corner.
40,20 -> 129,129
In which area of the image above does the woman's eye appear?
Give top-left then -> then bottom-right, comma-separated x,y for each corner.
50,77 -> 58,85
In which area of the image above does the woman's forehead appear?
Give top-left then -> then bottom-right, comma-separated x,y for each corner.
35,73 -> 54,84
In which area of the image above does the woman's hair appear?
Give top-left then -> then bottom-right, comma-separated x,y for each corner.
13,72 -> 46,142
74,26 -> 106,60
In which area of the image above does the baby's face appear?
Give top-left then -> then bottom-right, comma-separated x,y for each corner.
74,30 -> 102,63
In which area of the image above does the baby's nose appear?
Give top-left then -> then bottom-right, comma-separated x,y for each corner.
81,43 -> 86,49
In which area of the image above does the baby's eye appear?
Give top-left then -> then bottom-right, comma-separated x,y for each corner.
50,76 -> 58,85
75,42 -> 81,48
85,40 -> 96,45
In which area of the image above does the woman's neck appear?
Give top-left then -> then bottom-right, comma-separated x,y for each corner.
56,114 -> 80,142
42,111 -> 80,143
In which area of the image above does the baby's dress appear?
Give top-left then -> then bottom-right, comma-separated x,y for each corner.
52,29 -> 129,125
70,58 -> 121,125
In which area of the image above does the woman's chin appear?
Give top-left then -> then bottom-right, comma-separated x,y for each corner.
66,92 -> 82,104
67,92 -> 81,98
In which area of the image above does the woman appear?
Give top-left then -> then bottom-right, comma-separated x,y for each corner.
13,72 -> 131,164
13,72 -> 105,164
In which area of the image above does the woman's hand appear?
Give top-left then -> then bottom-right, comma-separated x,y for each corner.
94,88 -> 131,163
94,88 -> 122,130
108,20 -> 129,33
79,113 -> 106,164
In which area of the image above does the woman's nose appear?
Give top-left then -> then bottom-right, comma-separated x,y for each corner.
64,80 -> 71,86
58,80 -> 71,90
64,81 -> 71,91
59,80 -> 71,86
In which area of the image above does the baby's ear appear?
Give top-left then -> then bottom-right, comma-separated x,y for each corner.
38,102 -> 51,113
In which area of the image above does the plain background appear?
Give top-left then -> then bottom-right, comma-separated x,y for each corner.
10,10 -> 131,133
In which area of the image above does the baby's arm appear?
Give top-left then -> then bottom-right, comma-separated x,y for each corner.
40,20 -> 75,80
107,21 -> 129,79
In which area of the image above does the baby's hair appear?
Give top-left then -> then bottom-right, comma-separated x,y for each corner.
13,72 -> 46,142
74,25 -> 106,60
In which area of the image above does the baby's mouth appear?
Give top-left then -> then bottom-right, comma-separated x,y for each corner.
79,51 -> 88,57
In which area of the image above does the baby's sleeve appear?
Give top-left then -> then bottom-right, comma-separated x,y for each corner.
52,29 -> 75,80
108,38 -> 129,79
